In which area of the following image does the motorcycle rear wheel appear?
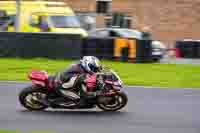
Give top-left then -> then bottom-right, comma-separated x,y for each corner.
19,85 -> 48,111
97,92 -> 128,111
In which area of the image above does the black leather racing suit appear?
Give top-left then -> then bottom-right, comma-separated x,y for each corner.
55,63 -> 92,98
59,63 -> 88,83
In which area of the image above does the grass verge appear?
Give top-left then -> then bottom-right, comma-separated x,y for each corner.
0,131 -> 54,133
0,58 -> 200,89
0,131 -> 19,133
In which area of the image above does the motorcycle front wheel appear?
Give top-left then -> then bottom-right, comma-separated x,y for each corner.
97,92 -> 128,111
19,85 -> 48,111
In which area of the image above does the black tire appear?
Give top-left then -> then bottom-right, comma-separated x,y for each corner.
19,85 -> 48,111
97,92 -> 128,112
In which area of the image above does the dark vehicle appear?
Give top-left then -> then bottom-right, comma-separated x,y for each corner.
89,28 -> 166,62
19,69 -> 128,112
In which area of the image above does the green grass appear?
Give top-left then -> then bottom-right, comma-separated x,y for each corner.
0,131 -> 18,133
0,131 -> 54,133
0,131 -> 21,133
1,58 -> 200,89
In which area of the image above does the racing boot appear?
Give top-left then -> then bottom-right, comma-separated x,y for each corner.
58,76 -> 80,100
59,89 -> 80,100
78,84 -> 96,107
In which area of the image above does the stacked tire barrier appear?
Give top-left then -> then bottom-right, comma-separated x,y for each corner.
136,39 -> 152,63
0,32 -> 82,59
0,32 -> 153,63
82,38 -> 114,60
112,38 -> 152,62
176,40 -> 200,59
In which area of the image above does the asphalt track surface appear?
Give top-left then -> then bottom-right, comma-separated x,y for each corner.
0,82 -> 199,133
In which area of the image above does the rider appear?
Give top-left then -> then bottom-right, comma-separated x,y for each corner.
54,56 -> 102,105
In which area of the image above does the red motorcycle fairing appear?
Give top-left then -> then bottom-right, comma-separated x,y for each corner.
28,70 -> 49,87
85,74 -> 97,92
105,80 -> 121,87
32,80 -> 46,87
104,80 -> 122,91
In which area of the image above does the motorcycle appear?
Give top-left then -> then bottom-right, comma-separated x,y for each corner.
19,68 -> 128,112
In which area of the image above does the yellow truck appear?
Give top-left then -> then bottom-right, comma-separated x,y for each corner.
0,1 -> 88,37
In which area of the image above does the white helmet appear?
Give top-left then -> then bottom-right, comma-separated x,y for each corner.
80,56 -> 101,73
